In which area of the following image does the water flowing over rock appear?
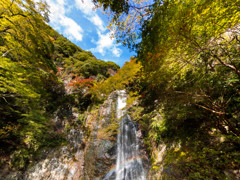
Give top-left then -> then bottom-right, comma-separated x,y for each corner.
115,90 -> 146,180
116,90 -> 127,119
116,115 -> 146,180
85,90 -> 148,180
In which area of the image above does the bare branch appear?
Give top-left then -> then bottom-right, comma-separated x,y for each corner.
2,49 -> 13,57
196,104 -> 225,115
211,53 -> 240,79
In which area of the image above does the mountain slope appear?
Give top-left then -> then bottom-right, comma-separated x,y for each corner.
0,0 -> 119,171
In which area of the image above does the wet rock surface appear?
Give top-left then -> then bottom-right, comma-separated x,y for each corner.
0,91 -> 150,180
84,92 -> 118,180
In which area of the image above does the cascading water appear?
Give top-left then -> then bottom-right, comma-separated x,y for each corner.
115,90 -> 146,180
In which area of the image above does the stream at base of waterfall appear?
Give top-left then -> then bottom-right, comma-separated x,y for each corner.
115,90 -> 145,180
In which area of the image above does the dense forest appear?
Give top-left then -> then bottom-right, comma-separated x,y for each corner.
1,0 -> 240,179
0,0 -> 119,170
94,0 -> 240,179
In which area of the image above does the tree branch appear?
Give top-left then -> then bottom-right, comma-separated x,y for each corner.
2,49 -> 13,57
195,104 -> 225,115
211,53 -> 240,79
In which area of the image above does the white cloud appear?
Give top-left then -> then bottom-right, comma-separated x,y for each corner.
75,0 -> 106,32
60,17 -> 83,41
45,0 -> 122,58
91,31 -> 122,57
74,0 -> 122,57
96,32 -> 114,54
46,0 -> 83,41
75,0 -> 122,57
90,15 -> 105,32
112,46 -> 122,57
75,0 -> 95,15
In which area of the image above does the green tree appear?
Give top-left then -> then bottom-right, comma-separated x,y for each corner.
95,0 -> 240,178
91,58 -> 141,99
0,0 -> 64,169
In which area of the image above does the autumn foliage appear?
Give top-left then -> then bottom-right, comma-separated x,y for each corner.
67,76 -> 94,89
91,58 -> 141,99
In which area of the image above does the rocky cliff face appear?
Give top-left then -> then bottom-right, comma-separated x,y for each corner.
1,91 -> 149,180
1,106 -> 85,180
84,92 -> 118,179
84,91 -> 149,179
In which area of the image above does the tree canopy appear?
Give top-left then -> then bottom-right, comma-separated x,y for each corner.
94,0 -> 240,178
0,0 -> 119,170
1,0 -> 240,178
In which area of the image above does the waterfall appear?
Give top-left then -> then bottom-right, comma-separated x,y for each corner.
115,90 -> 146,180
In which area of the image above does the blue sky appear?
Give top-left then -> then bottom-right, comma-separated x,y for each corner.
45,0 -> 136,67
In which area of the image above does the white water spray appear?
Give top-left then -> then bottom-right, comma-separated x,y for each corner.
115,90 -> 145,180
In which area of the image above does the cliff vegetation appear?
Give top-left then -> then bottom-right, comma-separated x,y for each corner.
0,0 -> 119,171
1,0 -> 240,179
